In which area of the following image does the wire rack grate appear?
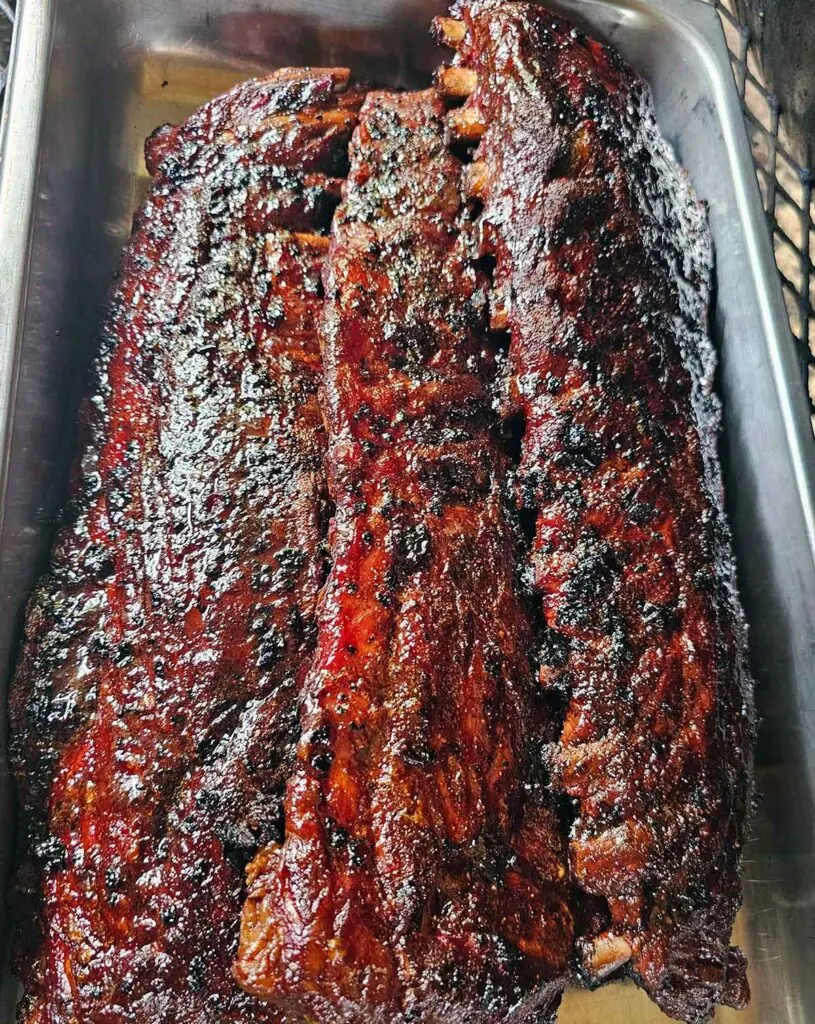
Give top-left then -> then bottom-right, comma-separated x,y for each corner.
710,0 -> 815,432
0,0 -> 13,96
0,0 -> 813,425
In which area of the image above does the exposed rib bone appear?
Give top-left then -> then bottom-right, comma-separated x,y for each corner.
432,16 -> 467,48
585,933 -> 634,980
437,66 -> 478,100
448,106 -> 486,142
308,107 -> 359,128
477,218 -> 498,257
329,68 -> 351,93
293,232 -> 330,253
489,294 -> 510,332
465,160 -> 488,199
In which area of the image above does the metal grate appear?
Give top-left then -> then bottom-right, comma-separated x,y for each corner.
709,0 -> 815,430
0,0 -> 14,97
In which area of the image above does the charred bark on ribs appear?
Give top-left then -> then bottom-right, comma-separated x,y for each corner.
9,68 -> 363,1024
9,7 -> 754,1024
435,4 -> 753,1022
234,89 -> 573,1024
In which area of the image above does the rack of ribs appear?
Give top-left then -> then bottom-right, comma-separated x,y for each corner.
234,88 -> 573,1023
435,3 -> 753,1022
9,68 -> 364,1023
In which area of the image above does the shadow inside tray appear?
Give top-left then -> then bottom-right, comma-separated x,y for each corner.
214,3 -> 450,90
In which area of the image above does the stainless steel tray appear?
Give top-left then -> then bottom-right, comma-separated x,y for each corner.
1,0 -> 814,1020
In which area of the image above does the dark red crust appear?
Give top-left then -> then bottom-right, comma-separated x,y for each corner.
9,69 -> 363,1024
439,3 -> 753,1022
234,89 -> 573,1024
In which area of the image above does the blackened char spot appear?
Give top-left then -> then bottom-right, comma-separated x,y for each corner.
538,628 -> 571,668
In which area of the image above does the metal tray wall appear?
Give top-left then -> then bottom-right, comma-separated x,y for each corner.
1,0 -> 814,1020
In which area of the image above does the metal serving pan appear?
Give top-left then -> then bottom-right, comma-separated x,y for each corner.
1,0 -> 814,1020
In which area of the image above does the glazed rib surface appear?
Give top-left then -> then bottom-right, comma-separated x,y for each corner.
234,89 -> 573,1024
10,11 -> 754,1024
9,68 -> 363,1023
436,3 -> 753,1022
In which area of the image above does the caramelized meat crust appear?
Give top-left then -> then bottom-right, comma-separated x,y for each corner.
234,90 -> 573,1024
9,69 -> 363,1023
435,4 -> 753,1021
10,10 -> 753,1024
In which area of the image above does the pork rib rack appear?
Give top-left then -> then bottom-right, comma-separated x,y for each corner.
9,68 -> 363,1024
234,89 -> 574,1024
435,3 -> 753,1022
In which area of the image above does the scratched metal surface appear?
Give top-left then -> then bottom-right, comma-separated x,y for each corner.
0,1 -> 814,1021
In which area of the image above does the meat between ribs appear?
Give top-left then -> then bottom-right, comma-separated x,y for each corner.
436,3 -> 753,1022
235,89 -> 573,1024
9,68 -> 363,1024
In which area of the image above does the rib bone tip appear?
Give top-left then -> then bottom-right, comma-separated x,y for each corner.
293,232 -> 331,253
433,16 -> 467,48
587,933 -> 633,979
330,68 -> 352,93
436,66 -> 478,100
447,105 -> 486,143
465,159 -> 488,198
489,298 -> 510,333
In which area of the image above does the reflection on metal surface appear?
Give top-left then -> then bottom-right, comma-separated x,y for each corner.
0,2 -> 814,1023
